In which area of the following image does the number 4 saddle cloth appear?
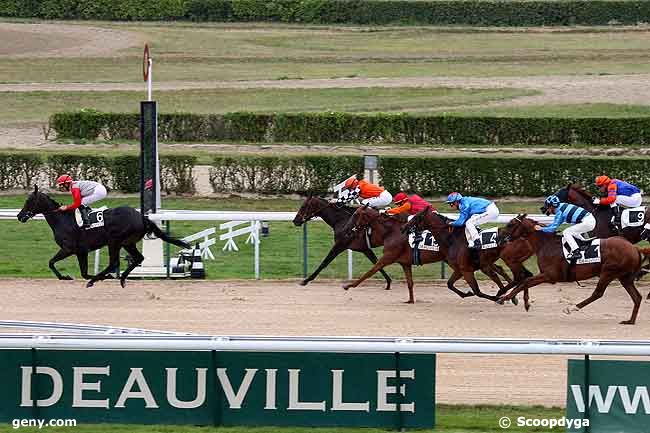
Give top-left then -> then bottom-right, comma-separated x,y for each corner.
562,238 -> 602,264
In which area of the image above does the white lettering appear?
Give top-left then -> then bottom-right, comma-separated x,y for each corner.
287,369 -> 325,411
618,386 -> 650,414
570,385 -> 618,413
166,368 -> 207,409
115,368 -> 159,408
20,366 -> 63,407
73,366 -> 110,408
331,370 -> 369,412
376,370 -> 415,413
264,369 -> 277,410
217,368 -> 257,409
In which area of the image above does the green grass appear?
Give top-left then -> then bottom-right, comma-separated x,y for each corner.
7,404 -> 565,432
3,22 -> 650,84
0,87 -> 534,126
448,103 -> 650,118
0,195 -> 543,281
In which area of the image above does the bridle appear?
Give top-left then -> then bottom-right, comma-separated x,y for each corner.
500,214 -> 526,244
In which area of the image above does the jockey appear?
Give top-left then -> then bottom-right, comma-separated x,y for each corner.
56,174 -> 107,228
447,192 -> 499,249
336,177 -> 392,209
594,176 -> 643,228
537,195 -> 596,260
385,191 -> 434,216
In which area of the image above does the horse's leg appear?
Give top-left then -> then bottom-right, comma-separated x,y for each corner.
446,268 -> 474,298
86,243 -> 121,288
343,255 -> 395,290
76,252 -> 97,280
119,244 -> 145,288
481,264 -> 518,305
492,264 -> 513,285
49,248 -> 74,280
400,263 -> 415,304
463,271 -> 498,302
498,273 -> 548,304
362,248 -> 392,290
574,274 -> 616,313
301,242 -> 346,286
617,275 -> 642,325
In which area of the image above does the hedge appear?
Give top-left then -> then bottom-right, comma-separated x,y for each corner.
0,153 -> 196,195
208,154 -> 650,197
51,111 -> 650,146
4,0 -> 650,26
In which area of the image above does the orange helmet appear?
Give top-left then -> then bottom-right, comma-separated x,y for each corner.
595,175 -> 611,187
393,192 -> 408,203
56,174 -> 73,186
344,178 -> 358,189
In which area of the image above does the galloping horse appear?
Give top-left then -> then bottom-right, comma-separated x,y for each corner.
498,214 -> 650,324
404,207 -> 534,304
293,195 -> 392,289
17,186 -> 190,288
340,206 -> 444,303
554,183 -> 649,243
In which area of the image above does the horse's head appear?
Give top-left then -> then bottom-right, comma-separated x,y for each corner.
401,206 -> 443,234
343,205 -> 377,237
17,185 -> 58,222
293,194 -> 328,226
499,213 -> 533,244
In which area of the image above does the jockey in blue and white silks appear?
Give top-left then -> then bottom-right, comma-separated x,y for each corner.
538,195 -> 596,260
447,192 -> 500,249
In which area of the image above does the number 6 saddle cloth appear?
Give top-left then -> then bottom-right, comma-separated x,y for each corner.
74,207 -> 107,230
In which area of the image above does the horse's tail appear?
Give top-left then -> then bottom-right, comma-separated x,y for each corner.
634,248 -> 650,281
143,216 -> 191,249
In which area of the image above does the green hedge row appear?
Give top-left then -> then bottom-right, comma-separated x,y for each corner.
51,110 -> 650,146
3,0 -> 650,25
0,153 -> 196,194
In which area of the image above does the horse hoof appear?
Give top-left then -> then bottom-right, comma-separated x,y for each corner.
525,304 -> 531,312
86,281 -> 94,288
404,299 -> 415,304
385,286 -> 391,291
120,279 -> 126,288
496,297 -> 505,305
620,320 -> 635,325
511,296 -> 519,306
59,275 -> 73,281
299,280 -> 309,286
342,285 -> 350,291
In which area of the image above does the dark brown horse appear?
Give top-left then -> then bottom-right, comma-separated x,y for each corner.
405,207 -> 535,305
293,196 -> 392,289
339,206 -> 445,303
498,214 -> 650,325
554,183 -> 649,244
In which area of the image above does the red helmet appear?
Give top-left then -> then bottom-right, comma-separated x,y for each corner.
56,174 -> 73,186
344,177 -> 358,189
394,192 -> 408,203
595,175 -> 611,187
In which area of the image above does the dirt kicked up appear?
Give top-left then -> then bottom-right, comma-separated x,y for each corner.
2,277 -> 650,407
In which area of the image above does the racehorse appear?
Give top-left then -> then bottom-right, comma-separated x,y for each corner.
404,207 -> 535,305
340,205 -> 445,303
553,183 -> 649,243
17,186 -> 190,288
498,214 -> 650,324
293,195 -> 392,289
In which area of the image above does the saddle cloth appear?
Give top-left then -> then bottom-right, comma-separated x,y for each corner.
479,227 -> 499,250
562,238 -> 602,264
621,206 -> 646,229
75,207 -> 107,230
408,230 -> 439,251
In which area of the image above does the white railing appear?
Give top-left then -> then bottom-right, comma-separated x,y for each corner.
0,334 -> 648,355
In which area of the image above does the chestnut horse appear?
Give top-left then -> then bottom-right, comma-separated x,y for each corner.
340,206 -> 446,303
498,214 -> 650,325
293,195 -> 392,289
404,207 -> 535,306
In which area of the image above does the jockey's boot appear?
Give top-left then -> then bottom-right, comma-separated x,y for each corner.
568,249 -> 582,261
79,205 -> 91,228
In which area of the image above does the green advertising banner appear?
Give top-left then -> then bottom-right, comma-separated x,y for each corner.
566,359 -> 650,433
0,350 -> 435,428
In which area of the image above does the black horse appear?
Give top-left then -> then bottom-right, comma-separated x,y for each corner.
293,195 -> 392,289
17,186 -> 190,288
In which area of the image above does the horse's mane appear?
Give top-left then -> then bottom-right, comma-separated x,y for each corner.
35,190 -> 60,207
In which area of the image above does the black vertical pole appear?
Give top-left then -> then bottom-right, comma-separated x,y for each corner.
583,354 -> 590,433
165,221 -> 171,279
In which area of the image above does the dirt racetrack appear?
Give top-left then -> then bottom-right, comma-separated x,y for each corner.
2,277 -> 650,408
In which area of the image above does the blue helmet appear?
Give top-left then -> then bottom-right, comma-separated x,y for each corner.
545,195 -> 560,208
446,192 -> 463,203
